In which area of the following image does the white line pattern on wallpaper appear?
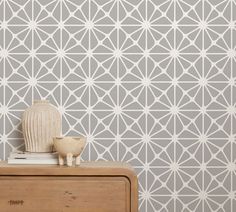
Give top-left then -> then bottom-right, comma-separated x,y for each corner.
0,0 -> 236,211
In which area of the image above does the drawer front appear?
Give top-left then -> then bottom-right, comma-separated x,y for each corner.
0,176 -> 130,212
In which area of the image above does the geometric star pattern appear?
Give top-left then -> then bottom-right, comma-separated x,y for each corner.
0,0 -> 236,211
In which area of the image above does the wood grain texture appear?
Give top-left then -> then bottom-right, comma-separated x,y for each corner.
0,161 -> 138,212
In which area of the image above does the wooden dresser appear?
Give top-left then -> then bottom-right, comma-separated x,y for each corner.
0,161 -> 138,212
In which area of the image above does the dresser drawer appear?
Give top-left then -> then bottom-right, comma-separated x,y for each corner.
0,176 -> 130,212
0,161 -> 138,212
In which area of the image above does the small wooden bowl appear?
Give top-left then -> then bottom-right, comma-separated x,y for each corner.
53,136 -> 86,166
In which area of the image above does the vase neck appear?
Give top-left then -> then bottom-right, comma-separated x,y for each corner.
33,100 -> 50,105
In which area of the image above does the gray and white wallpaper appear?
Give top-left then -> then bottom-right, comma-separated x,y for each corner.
1,0 -> 236,211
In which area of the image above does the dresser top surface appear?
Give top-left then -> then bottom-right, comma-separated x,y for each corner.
0,161 -> 136,179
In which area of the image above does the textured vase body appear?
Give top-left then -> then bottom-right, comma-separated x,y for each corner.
22,100 -> 61,152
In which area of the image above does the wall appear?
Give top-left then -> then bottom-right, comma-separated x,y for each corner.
0,0 -> 236,211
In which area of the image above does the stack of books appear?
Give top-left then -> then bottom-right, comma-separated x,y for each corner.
8,151 -> 59,165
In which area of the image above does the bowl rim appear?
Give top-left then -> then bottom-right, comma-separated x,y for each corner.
54,136 -> 85,139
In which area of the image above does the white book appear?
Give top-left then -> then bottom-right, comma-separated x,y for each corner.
8,158 -> 58,165
9,151 -> 58,159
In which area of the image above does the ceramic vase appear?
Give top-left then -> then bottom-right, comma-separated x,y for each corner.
22,100 -> 61,152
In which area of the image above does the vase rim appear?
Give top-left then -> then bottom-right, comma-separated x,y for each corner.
33,99 -> 50,104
